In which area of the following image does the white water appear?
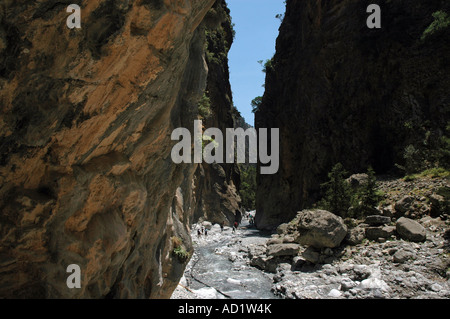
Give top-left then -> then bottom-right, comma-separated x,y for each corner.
184,220 -> 277,299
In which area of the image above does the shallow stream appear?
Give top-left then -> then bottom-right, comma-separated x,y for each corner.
185,221 -> 277,299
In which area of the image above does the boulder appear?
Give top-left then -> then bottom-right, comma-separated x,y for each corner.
276,223 -> 289,235
247,244 -> 267,259
365,226 -> 395,240
282,235 -> 296,243
346,226 -> 366,245
429,194 -> 446,217
328,289 -> 342,298
250,256 -> 267,270
294,210 -> 348,248
365,215 -> 391,226
340,278 -> 358,291
266,237 -> 283,245
381,205 -> 395,218
395,217 -> 426,242
359,277 -> 390,293
250,255 -> 286,273
267,244 -> 300,257
302,246 -> 320,264
394,196 -> 414,214
201,221 -> 213,230
393,249 -> 414,263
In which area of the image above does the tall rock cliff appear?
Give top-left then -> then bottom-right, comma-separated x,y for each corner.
255,0 -> 450,230
0,0 -> 238,298
191,0 -> 242,226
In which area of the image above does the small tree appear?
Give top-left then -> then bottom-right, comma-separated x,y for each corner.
356,166 -> 380,215
320,163 -> 351,217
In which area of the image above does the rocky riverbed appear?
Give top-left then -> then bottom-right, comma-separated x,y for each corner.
172,176 -> 449,299
172,218 -> 449,299
270,226 -> 450,299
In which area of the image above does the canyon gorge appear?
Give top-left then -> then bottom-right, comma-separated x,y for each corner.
1,0 -> 449,299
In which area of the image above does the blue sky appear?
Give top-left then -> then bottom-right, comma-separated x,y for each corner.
227,0 -> 286,126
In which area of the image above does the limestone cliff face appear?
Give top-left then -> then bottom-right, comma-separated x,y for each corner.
191,0 -> 241,226
255,0 -> 450,230
0,0 -> 218,298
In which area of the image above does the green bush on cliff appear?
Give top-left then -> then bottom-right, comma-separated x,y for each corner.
198,93 -> 212,119
421,11 -> 450,41
251,96 -> 262,113
172,237 -> 190,263
257,58 -> 274,73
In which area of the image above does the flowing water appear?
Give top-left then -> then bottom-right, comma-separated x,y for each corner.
184,221 -> 277,299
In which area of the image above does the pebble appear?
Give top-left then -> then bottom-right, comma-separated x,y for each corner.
328,289 -> 342,298
431,283 -> 442,292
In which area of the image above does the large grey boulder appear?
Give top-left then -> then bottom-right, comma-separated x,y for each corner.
266,244 -> 300,257
294,210 -> 348,248
396,217 -> 426,242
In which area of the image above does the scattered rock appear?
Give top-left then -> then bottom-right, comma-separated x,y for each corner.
431,283 -> 443,292
302,246 -> 320,264
359,277 -> 390,293
393,249 -> 414,263
365,215 -> 391,226
381,205 -> 395,217
328,289 -> 342,298
250,255 -> 268,270
266,237 -> 283,245
295,210 -> 348,248
291,256 -> 307,270
346,226 -> 366,245
282,235 -> 296,243
365,226 -> 395,240
202,221 -> 213,230
394,196 -> 415,215
267,244 -> 300,257
276,223 -> 289,235
429,194 -> 446,217
396,217 -> 426,242
247,244 -> 267,259
340,277 -> 358,291
353,265 -> 372,281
